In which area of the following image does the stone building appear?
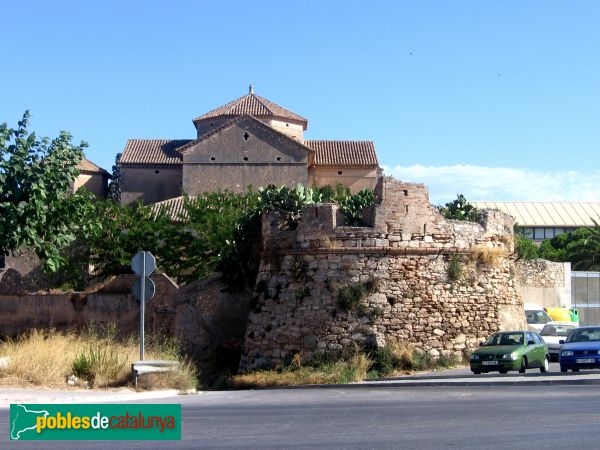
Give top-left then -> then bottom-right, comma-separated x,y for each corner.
73,158 -> 109,199
239,177 -> 526,370
119,86 -> 380,205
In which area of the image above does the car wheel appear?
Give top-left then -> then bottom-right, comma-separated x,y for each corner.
540,357 -> 549,373
561,366 -> 567,373
572,368 -> 579,372
499,369 -> 507,374
473,370 -> 481,375
519,357 -> 527,374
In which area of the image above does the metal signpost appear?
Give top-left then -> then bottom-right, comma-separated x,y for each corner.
131,251 -> 156,360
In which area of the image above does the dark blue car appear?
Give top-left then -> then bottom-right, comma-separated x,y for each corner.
559,326 -> 600,372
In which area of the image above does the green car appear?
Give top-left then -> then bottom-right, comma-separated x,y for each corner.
470,331 -> 550,374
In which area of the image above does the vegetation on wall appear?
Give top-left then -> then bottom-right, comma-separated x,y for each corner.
52,183 -> 376,290
438,194 -> 480,222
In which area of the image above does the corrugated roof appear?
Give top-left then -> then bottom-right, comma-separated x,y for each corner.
151,196 -> 187,221
470,201 -> 600,227
77,158 -> 108,174
193,92 -> 307,128
120,139 -> 192,165
305,140 -> 378,167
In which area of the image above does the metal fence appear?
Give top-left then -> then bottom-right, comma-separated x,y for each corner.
572,271 -> 600,326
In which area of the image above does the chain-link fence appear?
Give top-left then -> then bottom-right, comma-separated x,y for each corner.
572,271 -> 600,326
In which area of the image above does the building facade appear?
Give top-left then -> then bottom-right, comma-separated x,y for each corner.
470,201 -> 600,242
119,87 -> 380,205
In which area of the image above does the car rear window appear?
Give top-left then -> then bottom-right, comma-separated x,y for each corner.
567,328 -> 600,342
541,324 -> 576,336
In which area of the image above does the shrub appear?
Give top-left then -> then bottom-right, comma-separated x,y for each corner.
291,256 -> 309,282
337,283 -> 367,311
447,255 -> 463,282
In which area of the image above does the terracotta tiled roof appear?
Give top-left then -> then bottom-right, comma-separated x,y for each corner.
305,140 -> 379,167
120,139 -> 192,165
151,196 -> 188,220
193,93 -> 307,129
77,158 -> 108,174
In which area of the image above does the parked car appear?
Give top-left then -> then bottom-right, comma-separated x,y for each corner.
540,322 -> 578,362
560,326 -> 600,372
470,331 -> 549,374
525,303 -> 553,332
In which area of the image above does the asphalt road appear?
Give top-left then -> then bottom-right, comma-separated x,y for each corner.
2,382 -> 600,449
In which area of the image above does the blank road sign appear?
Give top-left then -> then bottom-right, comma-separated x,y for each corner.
132,277 -> 156,302
131,251 -> 156,277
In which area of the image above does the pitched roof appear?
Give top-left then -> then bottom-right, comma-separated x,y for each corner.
193,92 -> 307,129
120,139 -> 192,165
305,140 -> 379,167
77,158 -> 108,174
470,201 -> 600,227
151,196 -> 187,220
178,115 -> 314,155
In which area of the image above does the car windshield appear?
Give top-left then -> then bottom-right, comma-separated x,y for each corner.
484,332 -> 524,346
526,310 -> 551,325
541,324 -> 576,336
566,328 -> 600,343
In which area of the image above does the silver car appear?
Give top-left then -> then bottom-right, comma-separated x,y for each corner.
540,322 -> 578,361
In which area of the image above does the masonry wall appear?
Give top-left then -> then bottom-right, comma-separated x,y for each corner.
517,260 -> 571,308
182,118 -> 309,195
240,177 -> 525,370
73,173 -> 108,199
120,166 -> 182,205
311,166 -> 379,193
0,274 -> 178,338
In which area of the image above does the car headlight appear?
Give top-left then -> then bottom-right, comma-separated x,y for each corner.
502,352 -> 518,361
471,355 -> 480,360
562,351 -> 573,357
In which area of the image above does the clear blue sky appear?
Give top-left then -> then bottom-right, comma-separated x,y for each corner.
2,1 -> 599,203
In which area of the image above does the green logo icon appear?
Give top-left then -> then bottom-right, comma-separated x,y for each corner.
9,404 -> 181,440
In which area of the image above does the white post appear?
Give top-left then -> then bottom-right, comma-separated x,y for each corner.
140,252 -> 145,361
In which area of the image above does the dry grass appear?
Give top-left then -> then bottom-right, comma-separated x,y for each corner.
0,328 -> 196,390
469,245 -> 509,268
231,353 -> 371,389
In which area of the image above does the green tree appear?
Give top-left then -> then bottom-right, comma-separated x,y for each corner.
0,111 -> 95,271
514,234 -> 539,260
565,222 -> 600,270
107,153 -> 121,203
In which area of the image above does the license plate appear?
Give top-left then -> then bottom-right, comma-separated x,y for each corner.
482,361 -> 498,366
549,349 -> 559,353
576,358 -> 595,364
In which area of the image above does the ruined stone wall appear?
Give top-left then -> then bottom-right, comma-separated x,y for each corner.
0,274 -> 178,338
516,259 -> 571,308
240,177 -> 525,370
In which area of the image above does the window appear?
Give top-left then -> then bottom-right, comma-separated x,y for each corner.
243,157 -> 248,161
523,228 -> 534,239
210,157 -> 216,161
243,132 -> 250,140
337,171 -> 343,175
154,170 -> 160,174
534,228 -> 545,240
276,157 -> 282,161
544,228 -> 555,239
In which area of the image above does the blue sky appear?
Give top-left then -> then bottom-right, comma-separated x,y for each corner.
2,1 -> 599,204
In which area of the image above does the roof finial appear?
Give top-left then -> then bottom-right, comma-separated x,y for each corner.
249,83 -> 254,94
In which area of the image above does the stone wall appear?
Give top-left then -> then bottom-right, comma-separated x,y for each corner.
0,273 -> 178,338
240,177 -> 525,370
516,259 -> 571,308
174,274 -> 253,383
